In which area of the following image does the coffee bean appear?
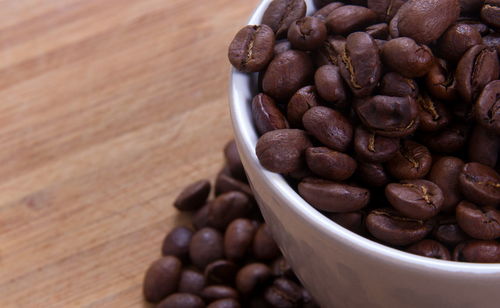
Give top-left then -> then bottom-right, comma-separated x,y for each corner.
274,40 -> 292,54
208,191 -> 252,229
475,80 -> 500,135
263,50 -> 314,101
215,173 -> 253,198
178,269 -> 206,296
425,59 -> 459,102
162,226 -> 194,260
327,211 -> 366,234
458,162 -> 500,207
262,0 -> 307,37
381,37 -> 434,78
224,140 -> 246,182
385,180 -> 444,219
365,23 -> 389,39
428,157 -> 465,212
483,33 -> 500,54
456,200 -> 500,240
224,219 -> 256,261
314,35 -> 345,67
287,86 -> 323,128
432,217 -> 470,246
236,263 -> 272,295
271,257 -> 295,278
406,239 -> 451,260
416,92 -> 451,132
305,147 -> 357,181
228,25 -> 275,73
354,126 -> 399,163
386,141 -> 432,180
458,18 -> 491,34
253,224 -> 281,260
190,228 -> 224,269
389,0 -> 460,44
252,93 -> 289,135
256,129 -> 312,174
366,208 -> 433,246
314,65 -> 347,105
326,5 -> 377,35
453,240 -> 500,262
313,2 -> 345,21
420,123 -> 469,154
174,179 -> 211,211
468,125 -> 499,168
207,299 -> 241,308
143,256 -> 182,303
298,177 -> 370,212
193,202 -> 210,230
338,31 -> 382,97
378,72 -> 419,98
438,24 -> 483,63
205,260 -> 238,285
264,278 -> 303,308
367,0 -> 406,22
288,17 -> 327,51
201,285 -> 239,303
157,293 -> 205,308
355,161 -> 390,187
481,0 -> 500,30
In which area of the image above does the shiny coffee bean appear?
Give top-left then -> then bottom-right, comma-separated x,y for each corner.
224,140 -> 246,182
432,217 -> 470,246
264,278 -> 303,308
274,40 -> 292,54
367,0 -> 406,22
456,200 -> 500,240
438,24 -> 482,63
224,218 -> 257,261
207,299 -> 241,308
428,157 -> 465,212
205,260 -> 238,285
305,147 -> 357,181
215,173 -> 253,198
157,293 -> 205,308
201,285 -> 239,303
326,5 -> 377,35
354,126 -> 399,163
425,59 -> 459,102
386,141 -> 432,180
483,33 -> 500,54
252,93 -> 289,135
475,80 -> 500,135
288,17 -> 327,51
190,228 -> 224,269
327,211 -> 365,234
287,86 -> 322,128
236,263 -> 272,295
208,191 -> 251,229
262,0 -> 307,37
314,65 -> 347,105
143,256 -> 182,302
481,0 -> 500,30
420,123 -> 469,154
228,25 -> 275,73
381,37 -> 434,78
365,23 -> 389,39
453,240 -> 500,263
458,162 -> 500,207
313,2 -> 345,21
378,72 -> 419,98
253,224 -> 281,260
162,226 -> 194,260
314,35 -> 345,67
416,92 -> 450,132
174,179 -> 211,211
178,269 -> 206,296
468,125 -> 499,168
386,180 -> 444,219
355,161 -> 390,187
406,239 -> 451,260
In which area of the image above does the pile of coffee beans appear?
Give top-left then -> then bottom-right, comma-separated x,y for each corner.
143,141 -> 318,307
228,0 -> 500,263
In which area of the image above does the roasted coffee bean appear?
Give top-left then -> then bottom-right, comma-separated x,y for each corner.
367,0 -> 406,22
302,106 -> 353,152
157,293 -> 205,308
354,126 -> 399,163
386,141 -> 432,180
378,72 -> 419,98
458,162 -> 500,207
174,179 -> 211,211
406,239 -> 451,260
274,40 -> 292,54
224,140 -> 246,182
253,224 -> 281,260
313,2 -> 345,21
262,0 -> 307,37
193,202 -> 210,230
428,157 -> 465,212
236,263 -> 272,295
178,269 -> 206,295
425,59 -> 459,102
381,37 -> 434,78
190,228 -> 224,269
327,211 -> 365,234
228,25 -> 275,73
287,86 -> 322,128
314,65 -> 347,104
201,285 -> 239,303
433,217 -> 470,246
475,80 -> 500,135
365,23 -> 389,39
298,177 -> 370,212
459,0 -> 484,16
162,226 -> 194,260
215,173 -> 253,198
354,95 -> 419,137
205,260 -> 238,285
252,93 -> 289,135
453,240 -> 500,262
468,125 -> 499,168
366,208 -> 433,246
456,44 -> 499,103
458,18 -> 491,34
271,257 -> 295,278
264,278 -> 303,308
355,161 -> 390,187
208,299 -> 241,308
483,33 -> 500,54
263,50 -> 314,100
338,31 -> 382,97
288,17 -> 327,51
314,35 -> 345,67
389,0 -> 460,44
481,0 -> 500,30
208,191 -> 251,229
416,92 -> 451,132
256,129 -> 312,174
305,147 -> 357,181
456,200 -> 500,240
224,218 -> 257,261
326,5 -> 377,35
420,123 -> 469,154
437,24 -> 482,63
143,256 -> 182,302
385,180 -> 444,219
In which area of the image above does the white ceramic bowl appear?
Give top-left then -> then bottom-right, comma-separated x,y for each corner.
229,1 -> 500,307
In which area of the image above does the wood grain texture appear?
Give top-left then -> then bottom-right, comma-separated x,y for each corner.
0,0 -> 258,306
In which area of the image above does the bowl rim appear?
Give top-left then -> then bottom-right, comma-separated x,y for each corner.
228,0 -> 500,272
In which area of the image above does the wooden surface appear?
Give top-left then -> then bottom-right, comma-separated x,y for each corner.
0,0 -> 258,306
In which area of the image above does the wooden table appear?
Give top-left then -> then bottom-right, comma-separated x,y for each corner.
0,0 -> 258,306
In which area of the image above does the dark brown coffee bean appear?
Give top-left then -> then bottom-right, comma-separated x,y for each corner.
271,257 -> 295,278
326,5 -> 377,35
420,123 -> 469,154
262,0 -> 307,37
389,0 -> 460,44
433,217 -> 469,246
205,260 -> 238,285
406,239 -> 451,260
178,269 -> 206,296
298,177 -> 370,212
313,2 -> 345,21
453,240 -> 500,262
365,23 -> 389,39
438,24 -> 483,63
425,59 -> 459,102
314,65 -> 347,105
385,180 -> 444,219
224,218 -> 257,261
207,299 -> 241,308
252,93 -> 289,135
458,18 -> 491,34
305,147 -> 357,181
481,0 -> 500,30
456,44 -> 499,103
201,285 -> 239,303
162,226 -> 194,260
192,202 -> 210,230
236,263 -> 272,296
416,92 -> 451,132
157,293 -> 205,308
274,40 -> 292,55
263,50 -> 314,101
287,86 -> 322,129
483,33 -> 500,54
264,278 -> 303,308
338,31 -> 382,97
224,140 -> 246,182
253,224 -> 281,260
327,211 -> 366,234
379,72 -> 419,98
174,179 -> 211,212
356,161 -> 390,187
459,0 -> 484,16
386,141 -> 432,180
456,200 -> 500,240
354,126 -> 399,163
190,228 -> 224,269
228,25 -> 275,73
366,208 -> 433,246
288,17 -> 327,51
475,80 -> 500,135
458,162 -> 500,207
302,106 -> 353,152
468,125 -> 499,168
215,173 -> 253,198
143,256 -> 182,303
367,0 -> 407,22
381,37 -> 434,78
314,35 -> 345,67
428,157 -> 465,212
208,191 -> 251,229
355,96 -> 419,138
256,129 -> 312,174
